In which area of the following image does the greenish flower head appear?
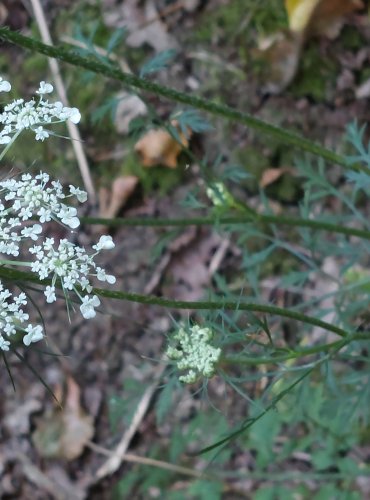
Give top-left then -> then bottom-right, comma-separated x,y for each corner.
343,265 -> 370,285
206,182 -> 235,208
166,325 -> 221,384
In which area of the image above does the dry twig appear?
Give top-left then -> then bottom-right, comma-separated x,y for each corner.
92,361 -> 167,481
30,0 -> 96,203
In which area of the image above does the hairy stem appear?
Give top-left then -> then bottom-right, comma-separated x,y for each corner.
0,265 -> 351,338
80,214 -> 370,241
0,27 -> 349,167
223,333 -> 369,366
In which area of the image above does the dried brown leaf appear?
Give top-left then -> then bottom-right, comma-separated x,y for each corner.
134,121 -> 190,168
286,0 -> 364,38
33,377 -> 94,461
162,230 -> 223,303
99,175 -> 139,219
260,0 -> 364,94
260,167 -> 293,188
103,0 -> 178,52
114,91 -> 147,135
256,31 -> 303,94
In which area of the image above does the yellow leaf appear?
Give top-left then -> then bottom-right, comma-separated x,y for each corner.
285,0 -> 321,32
285,0 -> 364,37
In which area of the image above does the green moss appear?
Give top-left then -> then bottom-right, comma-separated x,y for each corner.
191,0 -> 288,45
236,145 -> 267,188
54,1 -> 112,48
250,0 -> 289,35
289,43 -> 338,101
340,25 -> 364,51
358,66 -> 370,85
127,46 -> 151,72
264,173 -> 302,203
235,138 -> 299,195
22,54 -> 48,76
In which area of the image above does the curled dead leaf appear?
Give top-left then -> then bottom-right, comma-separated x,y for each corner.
134,121 -> 190,168
258,0 -> 364,94
260,167 -> 293,188
356,77 -> 370,99
256,31 -> 303,94
114,91 -> 147,135
99,175 -> 139,219
32,377 -> 94,461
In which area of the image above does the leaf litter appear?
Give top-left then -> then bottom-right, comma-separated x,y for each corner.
2,0 -> 370,498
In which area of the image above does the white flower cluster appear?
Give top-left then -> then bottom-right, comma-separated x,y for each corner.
166,325 -> 221,384
0,77 -> 116,351
0,172 -> 87,237
0,78 -> 80,145
0,283 -> 44,351
0,172 -> 116,343
30,234 -> 116,319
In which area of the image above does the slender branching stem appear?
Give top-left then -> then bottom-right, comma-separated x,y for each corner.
0,27 -> 350,168
222,333 -> 369,366
80,214 -> 370,241
0,265 -> 353,338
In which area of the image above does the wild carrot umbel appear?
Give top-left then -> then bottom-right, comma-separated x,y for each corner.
0,76 -> 115,350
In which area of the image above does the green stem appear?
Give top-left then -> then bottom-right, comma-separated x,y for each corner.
0,259 -> 31,267
0,130 -> 21,161
223,333 -> 369,366
97,290 -> 349,338
199,336 -> 351,454
80,214 -> 370,241
0,265 -> 350,338
0,27 -> 349,167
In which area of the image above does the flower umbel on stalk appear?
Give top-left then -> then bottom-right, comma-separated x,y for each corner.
0,76 -> 116,351
29,234 -> 116,318
0,79 -> 80,150
166,325 -> 221,383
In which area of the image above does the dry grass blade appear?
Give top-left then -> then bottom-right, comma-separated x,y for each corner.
93,361 -> 167,481
30,0 -> 96,203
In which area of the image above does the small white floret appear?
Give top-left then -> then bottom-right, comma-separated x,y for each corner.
36,81 -> 54,95
0,77 -> 11,93
80,295 -> 101,319
69,185 -> 88,203
44,285 -> 56,303
94,235 -> 115,251
23,325 -> 44,346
